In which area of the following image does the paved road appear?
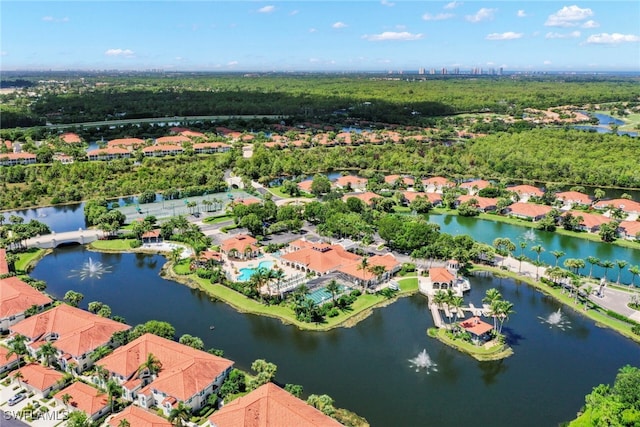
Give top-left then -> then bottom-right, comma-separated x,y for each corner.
0,411 -> 29,426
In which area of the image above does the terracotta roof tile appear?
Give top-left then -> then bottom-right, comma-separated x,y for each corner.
14,363 -> 64,392
55,382 -> 108,417
108,405 -> 172,427
0,277 -> 52,319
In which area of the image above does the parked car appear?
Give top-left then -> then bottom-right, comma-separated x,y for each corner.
8,393 -> 25,406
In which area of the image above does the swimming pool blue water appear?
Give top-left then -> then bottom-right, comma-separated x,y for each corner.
237,260 -> 274,282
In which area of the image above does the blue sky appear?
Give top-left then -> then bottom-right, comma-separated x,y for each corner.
1,1 -> 639,72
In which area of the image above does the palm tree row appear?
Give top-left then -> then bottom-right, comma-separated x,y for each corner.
482,288 -> 515,335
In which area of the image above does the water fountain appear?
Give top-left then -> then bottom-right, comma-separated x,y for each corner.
539,308 -> 571,330
409,349 -> 438,373
522,229 -> 537,243
70,257 -> 111,280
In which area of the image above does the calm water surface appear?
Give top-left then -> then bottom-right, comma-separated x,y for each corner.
32,245 -> 640,427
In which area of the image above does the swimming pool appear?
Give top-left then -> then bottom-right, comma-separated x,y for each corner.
237,260 -> 275,282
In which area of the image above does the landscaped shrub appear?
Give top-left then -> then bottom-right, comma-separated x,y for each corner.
327,308 -> 340,317
196,269 -> 213,279
129,239 -> 142,248
400,262 -> 416,273
350,289 -> 361,297
606,310 -> 640,326
632,324 -> 640,335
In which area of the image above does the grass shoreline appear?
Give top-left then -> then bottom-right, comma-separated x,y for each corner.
471,265 -> 640,344
428,327 -> 514,361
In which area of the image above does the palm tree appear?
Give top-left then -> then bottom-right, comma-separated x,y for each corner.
495,300 -> 515,334
61,393 -> 72,408
325,279 -> 341,307
449,296 -> 464,324
551,250 -> 565,267
483,288 -> 503,328
106,379 -> 122,413
6,334 -> 29,368
583,285 -> 594,310
64,290 -> 84,307
37,341 -> 58,367
137,353 -> 162,379
432,290 -> 448,310
12,371 -> 23,387
615,260 -> 628,285
356,256 -> 370,290
168,402 -> 191,426
586,256 -> 600,279
369,264 -> 387,285
600,260 -> 615,282
531,244 -> 544,280
93,364 -> 110,386
629,265 -> 640,286
170,247 -> 184,264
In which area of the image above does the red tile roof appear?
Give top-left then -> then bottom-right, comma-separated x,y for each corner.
507,202 -> 553,219
0,346 -> 19,367
107,138 -> 146,148
156,136 -> 190,144
108,405 -> 172,427
297,180 -> 314,192
281,244 -> 360,275
99,334 -> 233,402
87,148 -> 130,156
11,304 -> 130,358
333,175 -> 367,188
556,191 -> 592,205
208,382 -> 342,427
402,191 -> 442,204
15,363 -> 64,392
341,192 -> 380,206
619,220 -> 640,237
221,235 -> 259,255
563,211 -> 609,230
179,130 -> 205,138
459,179 -> 491,190
60,133 -> 82,144
593,199 -> 640,214
232,198 -> 262,206
0,152 -> 37,161
142,144 -> 184,153
0,248 -> 8,275
384,175 -> 414,185
460,317 -> 493,336
457,195 -> 498,210
422,176 -> 454,188
507,185 -> 544,197
0,277 -> 52,319
55,382 -> 108,417
429,268 -> 455,284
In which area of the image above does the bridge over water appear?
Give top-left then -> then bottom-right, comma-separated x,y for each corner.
25,229 -> 102,249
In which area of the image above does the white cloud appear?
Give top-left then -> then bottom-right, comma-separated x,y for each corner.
227,61 -> 239,66
381,0 -> 395,7
545,31 -> 581,39
543,60 -> 552,65
485,32 -> 523,40
582,20 -> 599,29
466,8 -> 496,23
0,51 -> 6,56
517,10 -> 527,18
586,33 -> 640,44
104,48 -> 135,57
332,21 -> 347,29
423,13 -> 454,21
42,16 -> 69,23
444,1 -> 462,10
309,28 -> 317,33
363,31 -> 424,41
257,5 -> 275,13
545,5 -> 593,27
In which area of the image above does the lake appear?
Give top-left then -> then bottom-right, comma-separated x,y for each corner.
31,245 -> 640,427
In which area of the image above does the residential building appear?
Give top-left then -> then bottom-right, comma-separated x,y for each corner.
402,191 -> 442,207
220,235 -> 260,260
563,211 -> 609,233
280,243 -> 361,277
60,133 -> 82,144
142,145 -> 184,157
0,346 -> 20,374
10,304 -> 131,373
459,179 -> 491,195
107,405 -> 172,427
0,276 -> 53,332
384,174 -> 415,188
593,199 -> 640,216
155,135 -> 190,145
555,191 -> 593,208
55,381 -> 110,421
12,363 -> 65,398
0,152 -> 37,166
422,176 -> 454,193
504,202 -> 553,222
428,267 -> 455,291
87,148 -> 131,161
456,195 -> 498,212
333,175 -> 368,191
507,185 -> 544,201
107,138 -> 146,150
206,383 -> 342,427
619,221 -> 640,241
341,191 -> 380,207
193,142 -> 232,154
0,248 -> 8,275
297,180 -> 314,193
97,333 -> 234,417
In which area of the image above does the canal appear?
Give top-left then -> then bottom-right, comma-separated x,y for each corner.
31,245 -> 640,427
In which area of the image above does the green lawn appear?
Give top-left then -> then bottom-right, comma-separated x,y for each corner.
172,272 -> 415,331
89,239 -> 137,251
173,259 -> 192,275
266,186 -> 293,199
14,248 -> 47,274
203,214 -> 233,224
433,328 -> 513,361
472,265 -> 640,343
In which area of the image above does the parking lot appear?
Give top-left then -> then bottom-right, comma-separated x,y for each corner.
0,379 -> 68,427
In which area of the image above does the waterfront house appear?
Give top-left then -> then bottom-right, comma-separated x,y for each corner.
555,191 -> 593,208
504,202 -> 553,222
0,346 -> 20,374
280,242 -> 361,277
333,175 -> 368,191
337,253 -> 401,288
0,248 -> 10,275
402,191 -> 443,207
142,144 -> 184,157
459,179 -> 491,195
341,191 -> 380,207
107,138 -> 146,150
141,229 -> 162,244
593,199 -> 640,217
206,382 -> 342,427
55,381 -> 110,421
0,152 -> 37,166
422,176 -> 455,193
220,234 -> 260,260
0,276 -> 53,333
619,221 -> 640,241
10,304 -> 131,373
456,195 -> 498,212
297,180 -> 315,193
562,211 -> 609,233
107,405 -> 172,427
192,142 -> 232,154
97,333 -> 234,417
192,250 -> 222,269
507,185 -> 544,202
60,132 -> 82,144
428,268 -> 455,291
459,317 -> 493,342
178,130 -> 206,138
87,147 -> 131,161
384,174 -> 415,188
13,363 -> 65,398
156,135 -> 190,145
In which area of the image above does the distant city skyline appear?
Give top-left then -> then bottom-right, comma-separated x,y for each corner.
1,1 -> 639,72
